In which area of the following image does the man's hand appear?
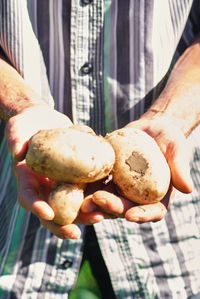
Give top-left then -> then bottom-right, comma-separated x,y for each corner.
6,106 -> 107,239
81,116 -> 193,223
15,161 -> 105,239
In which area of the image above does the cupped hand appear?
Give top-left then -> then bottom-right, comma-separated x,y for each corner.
6,105 -> 106,239
15,161 -> 106,239
126,115 -> 193,193
81,115 -> 193,223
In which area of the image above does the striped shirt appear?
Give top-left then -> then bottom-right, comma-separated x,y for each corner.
0,0 -> 200,298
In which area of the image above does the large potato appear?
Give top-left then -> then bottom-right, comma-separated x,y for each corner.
48,183 -> 85,225
106,128 -> 171,204
26,127 -> 115,183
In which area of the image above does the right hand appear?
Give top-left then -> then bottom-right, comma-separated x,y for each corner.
6,105 -> 105,239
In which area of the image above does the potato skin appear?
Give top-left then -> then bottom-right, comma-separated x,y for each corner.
26,127 -> 115,183
106,128 -> 171,204
48,183 -> 85,225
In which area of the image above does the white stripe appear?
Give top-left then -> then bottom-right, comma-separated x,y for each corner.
128,0 -> 135,120
48,0 -> 65,112
19,1 -> 54,106
56,1 -> 65,113
49,0 -> 56,100
152,0 -> 175,87
70,1 -> 78,124
138,0 -> 146,117
129,0 -> 146,119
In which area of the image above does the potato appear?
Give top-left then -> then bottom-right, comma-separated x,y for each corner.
26,127 -> 115,183
106,128 -> 171,204
48,183 -> 85,225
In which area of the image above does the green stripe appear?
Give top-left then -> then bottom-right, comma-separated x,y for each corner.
0,207 -> 28,275
103,0 -> 114,133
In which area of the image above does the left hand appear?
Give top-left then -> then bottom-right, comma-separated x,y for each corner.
81,115 -> 193,223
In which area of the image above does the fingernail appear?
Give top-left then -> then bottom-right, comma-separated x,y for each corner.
93,198 -> 106,206
126,207 -> 146,222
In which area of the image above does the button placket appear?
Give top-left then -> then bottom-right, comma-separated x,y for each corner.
70,0 -> 104,133
70,2 -> 89,123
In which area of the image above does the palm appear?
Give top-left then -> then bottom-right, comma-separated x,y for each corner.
126,116 -> 193,193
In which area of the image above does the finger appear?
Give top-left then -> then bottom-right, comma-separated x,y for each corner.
125,201 -> 168,223
166,137 -> 193,193
13,140 -> 28,161
81,195 -> 99,213
76,211 -> 105,224
91,190 -> 134,216
15,161 -> 55,220
125,184 -> 172,223
81,194 -> 121,219
18,190 -> 55,220
82,181 -> 117,213
5,119 -> 27,161
40,220 -> 81,239
92,191 -> 125,215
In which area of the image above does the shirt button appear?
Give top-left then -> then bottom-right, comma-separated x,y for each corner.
81,0 -> 93,5
61,259 -> 73,269
80,62 -> 93,75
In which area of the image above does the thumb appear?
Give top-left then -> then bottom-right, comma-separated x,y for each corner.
5,118 -> 29,161
167,137 -> 193,193
10,138 -> 29,161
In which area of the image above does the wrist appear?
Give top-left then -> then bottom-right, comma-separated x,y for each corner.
1,91 -> 55,121
6,101 -> 50,120
0,57 -> 55,121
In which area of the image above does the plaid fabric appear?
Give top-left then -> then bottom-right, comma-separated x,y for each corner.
0,0 -> 200,298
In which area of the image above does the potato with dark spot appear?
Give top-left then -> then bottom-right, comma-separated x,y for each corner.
106,128 -> 171,204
